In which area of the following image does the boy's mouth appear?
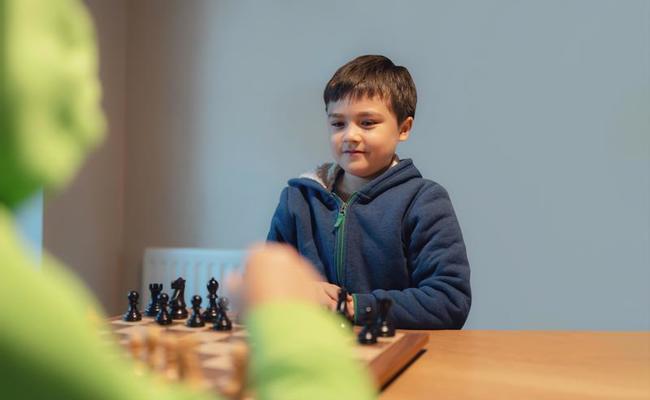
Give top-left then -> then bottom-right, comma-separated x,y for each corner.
343,150 -> 365,154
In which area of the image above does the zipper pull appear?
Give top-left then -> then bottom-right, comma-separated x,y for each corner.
334,203 -> 347,229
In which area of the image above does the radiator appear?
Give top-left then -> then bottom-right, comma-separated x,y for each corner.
141,247 -> 245,306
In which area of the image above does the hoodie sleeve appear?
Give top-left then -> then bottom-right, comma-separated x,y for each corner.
267,187 -> 296,245
353,183 -> 472,329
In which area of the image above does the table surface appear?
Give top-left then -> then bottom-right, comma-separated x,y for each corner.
380,331 -> 650,400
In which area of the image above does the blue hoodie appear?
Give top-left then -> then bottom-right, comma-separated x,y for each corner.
267,159 -> 471,329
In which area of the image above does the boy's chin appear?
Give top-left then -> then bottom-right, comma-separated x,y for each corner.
340,164 -> 386,180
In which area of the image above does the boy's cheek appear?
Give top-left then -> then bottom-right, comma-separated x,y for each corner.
329,139 -> 342,158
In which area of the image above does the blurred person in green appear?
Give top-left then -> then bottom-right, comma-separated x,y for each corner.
0,1 -> 375,399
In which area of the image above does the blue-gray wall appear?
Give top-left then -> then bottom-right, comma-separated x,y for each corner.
124,0 -> 649,329
15,191 -> 43,265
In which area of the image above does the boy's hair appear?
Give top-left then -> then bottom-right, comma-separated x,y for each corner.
323,55 -> 417,124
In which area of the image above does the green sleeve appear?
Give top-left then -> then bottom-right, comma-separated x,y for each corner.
0,210 -> 375,400
246,302 -> 376,400
0,210 -> 213,400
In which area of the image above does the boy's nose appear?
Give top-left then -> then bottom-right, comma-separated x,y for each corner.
342,125 -> 362,142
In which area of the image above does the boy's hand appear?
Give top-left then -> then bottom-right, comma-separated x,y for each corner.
313,282 -> 356,318
346,294 -> 355,319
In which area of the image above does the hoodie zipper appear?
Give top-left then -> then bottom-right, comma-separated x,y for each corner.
333,193 -> 358,286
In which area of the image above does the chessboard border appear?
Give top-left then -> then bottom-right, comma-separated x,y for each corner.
370,332 -> 428,388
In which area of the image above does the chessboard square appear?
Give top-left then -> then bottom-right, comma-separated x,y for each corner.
203,356 -> 233,370
232,330 -> 249,338
354,346 -> 384,361
169,324 -> 211,332
194,331 -> 232,343
111,318 -> 153,326
382,332 -> 404,342
115,325 -> 147,336
198,341 -> 234,355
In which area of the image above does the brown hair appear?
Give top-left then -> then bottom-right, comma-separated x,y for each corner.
323,55 -> 417,124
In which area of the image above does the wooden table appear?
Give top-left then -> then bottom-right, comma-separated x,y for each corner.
380,331 -> 650,400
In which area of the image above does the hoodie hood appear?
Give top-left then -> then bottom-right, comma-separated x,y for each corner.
289,159 -> 422,202
296,162 -> 342,192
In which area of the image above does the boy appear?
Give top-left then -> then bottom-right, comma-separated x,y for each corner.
268,55 -> 471,329
0,1 -> 374,399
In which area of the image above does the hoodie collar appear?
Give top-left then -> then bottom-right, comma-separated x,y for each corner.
290,158 -> 421,202
296,162 -> 342,192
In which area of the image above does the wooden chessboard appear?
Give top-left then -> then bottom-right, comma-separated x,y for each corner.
109,315 -> 428,396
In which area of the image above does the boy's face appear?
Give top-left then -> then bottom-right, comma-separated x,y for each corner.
327,96 -> 412,179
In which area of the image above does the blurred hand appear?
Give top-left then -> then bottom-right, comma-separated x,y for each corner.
241,243 -> 324,309
313,281 -> 341,311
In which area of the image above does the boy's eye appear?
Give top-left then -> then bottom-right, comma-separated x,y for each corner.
360,120 -> 377,128
330,121 -> 345,129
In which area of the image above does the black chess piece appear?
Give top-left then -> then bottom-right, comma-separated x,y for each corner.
357,306 -> 378,345
213,297 -> 232,331
170,277 -> 188,320
376,298 -> 395,337
336,287 -> 352,329
156,292 -> 172,325
123,290 -> 142,322
144,283 -> 163,317
186,295 -> 205,328
202,277 -> 219,322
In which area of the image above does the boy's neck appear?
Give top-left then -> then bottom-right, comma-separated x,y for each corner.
336,156 -> 399,201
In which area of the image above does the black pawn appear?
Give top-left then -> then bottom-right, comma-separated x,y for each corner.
376,298 -> 395,337
202,278 -> 219,322
186,295 -> 205,328
156,292 -> 172,326
123,291 -> 142,322
336,288 -> 352,329
357,306 -> 377,345
213,297 -> 232,331
144,283 -> 163,317
170,277 -> 188,320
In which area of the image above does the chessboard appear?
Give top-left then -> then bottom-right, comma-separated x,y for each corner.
108,315 -> 428,398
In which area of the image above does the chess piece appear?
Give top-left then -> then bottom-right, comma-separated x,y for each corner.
123,290 -> 142,322
186,295 -> 205,328
376,298 -> 395,337
170,277 -> 188,320
336,287 -> 352,329
177,336 -> 204,389
156,292 -> 172,325
163,335 -> 180,381
357,306 -> 377,345
145,283 -> 163,317
145,327 -> 163,370
127,331 -> 146,376
222,342 -> 249,399
213,297 -> 232,331
202,277 -> 219,322
128,332 -> 144,360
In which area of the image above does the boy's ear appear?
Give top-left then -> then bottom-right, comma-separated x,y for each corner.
398,117 -> 414,142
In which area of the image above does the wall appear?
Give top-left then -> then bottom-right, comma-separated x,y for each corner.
124,0 -> 649,329
15,191 -> 43,264
43,0 -> 127,314
47,0 -> 649,327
